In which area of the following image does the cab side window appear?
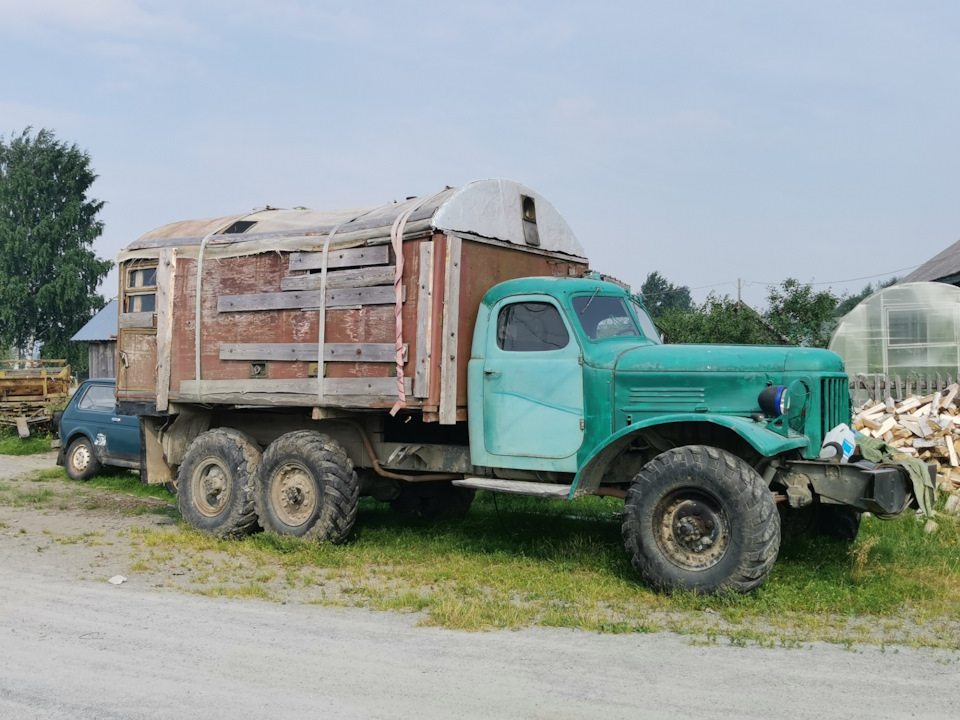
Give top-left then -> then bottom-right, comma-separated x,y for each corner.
77,385 -> 116,412
496,302 -> 569,352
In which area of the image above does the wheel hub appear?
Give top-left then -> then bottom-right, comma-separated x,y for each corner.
672,500 -> 717,553
271,464 -> 318,527
654,491 -> 729,571
73,445 -> 91,471
193,461 -> 232,518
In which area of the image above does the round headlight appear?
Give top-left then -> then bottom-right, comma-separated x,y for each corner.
758,385 -> 789,417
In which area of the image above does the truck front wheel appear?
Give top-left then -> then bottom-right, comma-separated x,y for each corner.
621,445 -> 780,594
254,431 -> 359,543
178,429 -> 261,538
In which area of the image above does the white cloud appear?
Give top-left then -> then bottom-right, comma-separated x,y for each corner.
0,0 -> 193,38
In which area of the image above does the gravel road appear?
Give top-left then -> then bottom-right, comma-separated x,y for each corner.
1,453 -> 958,719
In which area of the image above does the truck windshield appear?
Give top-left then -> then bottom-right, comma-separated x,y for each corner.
573,295 -> 642,339
630,300 -> 663,344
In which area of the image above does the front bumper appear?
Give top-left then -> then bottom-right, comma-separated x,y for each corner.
782,459 -> 930,515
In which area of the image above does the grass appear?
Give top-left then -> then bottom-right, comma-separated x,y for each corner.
4,464 -> 960,648
0,426 -> 54,455
127,491 -> 960,646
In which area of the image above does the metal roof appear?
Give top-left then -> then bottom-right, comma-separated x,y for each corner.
71,299 -> 118,342
119,179 -> 586,262
903,238 -> 960,284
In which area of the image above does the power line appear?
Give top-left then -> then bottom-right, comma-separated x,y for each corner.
743,264 -> 921,289
640,263 -> 922,301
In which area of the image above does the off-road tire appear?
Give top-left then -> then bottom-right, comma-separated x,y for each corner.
254,430 -> 359,543
622,445 -> 780,594
65,436 -> 101,481
389,481 -> 476,521
177,428 -> 261,538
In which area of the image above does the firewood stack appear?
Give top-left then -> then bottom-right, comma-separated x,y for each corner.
853,385 -> 960,503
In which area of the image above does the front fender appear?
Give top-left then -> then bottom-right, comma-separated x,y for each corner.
571,414 -> 808,497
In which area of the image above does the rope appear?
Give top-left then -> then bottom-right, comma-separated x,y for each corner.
316,222 -> 345,406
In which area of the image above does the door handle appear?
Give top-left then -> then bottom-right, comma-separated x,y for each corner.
111,417 -> 122,423
484,369 -> 501,376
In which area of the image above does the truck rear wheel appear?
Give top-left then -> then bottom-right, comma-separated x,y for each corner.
621,445 -> 780,594
178,429 -> 261,538
254,431 -> 358,543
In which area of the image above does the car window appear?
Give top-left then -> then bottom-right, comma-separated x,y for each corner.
496,302 -> 569,352
77,385 -> 116,412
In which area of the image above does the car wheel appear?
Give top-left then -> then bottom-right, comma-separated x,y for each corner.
65,437 -> 101,481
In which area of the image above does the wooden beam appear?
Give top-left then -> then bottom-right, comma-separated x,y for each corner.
180,377 -> 412,397
439,235 -> 461,425
289,245 -> 390,272
118,312 -> 155,329
219,342 -> 406,363
155,248 -> 176,412
217,286 -> 402,313
281,266 -> 395,291
414,241 -> 433,398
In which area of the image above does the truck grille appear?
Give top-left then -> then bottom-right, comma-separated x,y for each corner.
820,377 -> 850,437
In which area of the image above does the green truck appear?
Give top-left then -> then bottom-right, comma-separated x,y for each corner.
117,179 -> 919,594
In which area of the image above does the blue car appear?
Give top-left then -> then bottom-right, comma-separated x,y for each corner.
56,378 -> 141,481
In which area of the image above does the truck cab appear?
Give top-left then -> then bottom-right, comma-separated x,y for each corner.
460,274 -> 919,594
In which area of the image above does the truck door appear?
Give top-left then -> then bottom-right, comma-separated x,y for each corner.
481,298 -> 584,463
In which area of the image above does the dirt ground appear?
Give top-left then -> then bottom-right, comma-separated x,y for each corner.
3,452 -> 960,720
3,451 -> 960,648
0,453 -> 175,583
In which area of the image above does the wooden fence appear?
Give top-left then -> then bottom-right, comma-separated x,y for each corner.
849,373 -> 959,406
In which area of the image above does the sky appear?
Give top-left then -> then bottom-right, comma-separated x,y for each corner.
1,0 -> 958,309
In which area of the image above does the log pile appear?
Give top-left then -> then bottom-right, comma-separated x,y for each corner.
853,385 -> 960,502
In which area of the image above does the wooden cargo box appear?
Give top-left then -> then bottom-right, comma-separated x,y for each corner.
116,179 -> 588,424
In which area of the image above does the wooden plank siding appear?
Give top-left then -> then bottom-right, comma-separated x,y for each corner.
280,265 -> 395,291
120,230 -> 587,415
217,286 -> 402,313
288,245 -> 389,271
219,343 -> 406,363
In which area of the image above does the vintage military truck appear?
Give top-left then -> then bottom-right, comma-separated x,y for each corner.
116,178 -> 918,594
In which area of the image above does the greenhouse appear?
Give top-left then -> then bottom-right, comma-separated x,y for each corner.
829,282 -> 960,386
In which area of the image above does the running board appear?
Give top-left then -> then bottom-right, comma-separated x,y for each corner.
452,478 -> 572,499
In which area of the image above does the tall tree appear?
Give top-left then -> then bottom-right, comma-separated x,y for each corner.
0,128 -> 112,372
763,278 -> 838,348
640,271 -> 692,319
